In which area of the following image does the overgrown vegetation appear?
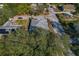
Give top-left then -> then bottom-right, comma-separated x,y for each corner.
0,28 -> 70,56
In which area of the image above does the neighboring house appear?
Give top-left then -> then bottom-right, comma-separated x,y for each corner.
64,4 -> 76,12
57,4 -> 76,21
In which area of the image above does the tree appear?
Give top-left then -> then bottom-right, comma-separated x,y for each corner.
0,4 -> 15,26
3,4 -> 31,15
0,4 -> 32,26
0,28 -> 71,56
